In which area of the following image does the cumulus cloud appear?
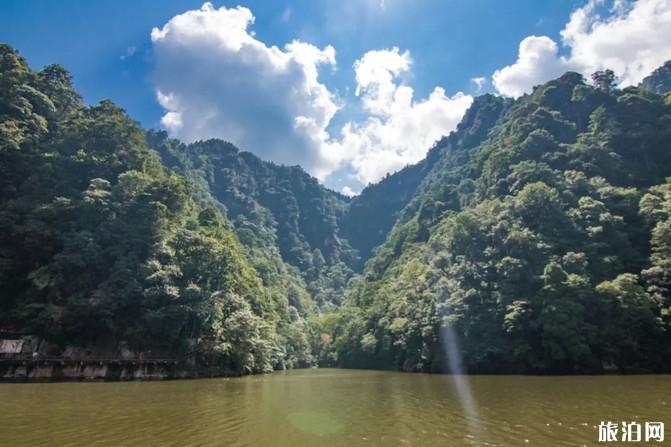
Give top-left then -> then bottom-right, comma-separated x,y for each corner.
470,76 -> 487,92
353,48 -> 413,116
492,0 -> 671,97
151,2 -> 338,175
331,48 -> 472,184
492,36 -> 569,97
152,4 -> 472,189
341,185 -> 356,197
561,0 -> 671,85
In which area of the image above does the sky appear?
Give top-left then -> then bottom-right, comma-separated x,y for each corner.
2,0 -> 671,194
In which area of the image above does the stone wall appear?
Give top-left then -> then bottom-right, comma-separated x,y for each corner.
1,361 -> 179,380
0,359 -> 236,381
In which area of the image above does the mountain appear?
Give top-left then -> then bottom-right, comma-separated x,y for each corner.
147,132 -> 358,310
641,60 -> 671,94
338,94 -> 512,268
322,71 -> 671,373
0,44 -> 314,374
339,163 -> 426,268
2,43 -> 671,376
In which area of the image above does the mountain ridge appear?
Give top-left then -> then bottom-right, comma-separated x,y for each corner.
321,69 -> 671,373
2,43 -> 671,376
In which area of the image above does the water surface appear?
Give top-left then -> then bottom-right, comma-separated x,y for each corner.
1,369 -> 669,446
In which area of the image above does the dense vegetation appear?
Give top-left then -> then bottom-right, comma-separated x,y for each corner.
321,71 -> 671,373
2,43 -> 671,375
148,133 -> 358,310
0,45 -> 313,374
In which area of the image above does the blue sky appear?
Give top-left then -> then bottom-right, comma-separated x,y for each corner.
2,0 -> 670,193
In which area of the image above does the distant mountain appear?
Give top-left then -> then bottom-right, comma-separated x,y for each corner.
339,94 -> 511,268
148,132 -> 358,309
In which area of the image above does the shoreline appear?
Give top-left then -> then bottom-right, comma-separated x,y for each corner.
0,357 -> 244,382
2,361 -> 668,383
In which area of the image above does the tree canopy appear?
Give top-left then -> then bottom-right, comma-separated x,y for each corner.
2,44 -> 671,375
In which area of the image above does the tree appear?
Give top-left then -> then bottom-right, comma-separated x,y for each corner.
592,69 -> 617,93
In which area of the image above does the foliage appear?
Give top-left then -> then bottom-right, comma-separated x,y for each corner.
3,45 -> 671,375
148,132 -> 357,310
0,45 -> 311,374
326,69 -> 671,373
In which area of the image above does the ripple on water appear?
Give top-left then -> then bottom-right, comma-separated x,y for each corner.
0,370 -> 670,447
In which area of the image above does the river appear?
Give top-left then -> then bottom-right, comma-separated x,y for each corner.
0,369 -> 669,446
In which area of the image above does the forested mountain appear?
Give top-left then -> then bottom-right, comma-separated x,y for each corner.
321,70 -> 671,373
339,162 -> 426,266
2,43 -> 671,375
0,44 -> 313,374
641,60 -> 671,95
338,95 -> 511,266
147,132 -> 358,310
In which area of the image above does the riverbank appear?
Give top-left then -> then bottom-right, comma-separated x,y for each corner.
3,359 -> 665,381
0,357 -> 244,381
0,333 -> 248,381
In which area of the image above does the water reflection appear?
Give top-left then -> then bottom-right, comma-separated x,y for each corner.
441,324 -> 482,444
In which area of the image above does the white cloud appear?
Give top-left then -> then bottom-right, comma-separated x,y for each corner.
354,48 -> 413,116
152,4 -> 473,189
492,0 -> 671,97
562,0 -> 671,86
492,36 -> 569,98
341,185 -> 356,196
330,48 -> 472,184
470,76 -> 487,92
151,2 -> 338,175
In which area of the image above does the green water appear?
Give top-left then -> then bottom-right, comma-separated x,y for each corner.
0,369 -> 669,446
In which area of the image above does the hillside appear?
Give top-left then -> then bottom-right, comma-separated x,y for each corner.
148,132 -> 359,310
0,45 -> 314,374
322,70 -> 671,373
2,43 -> 671,375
